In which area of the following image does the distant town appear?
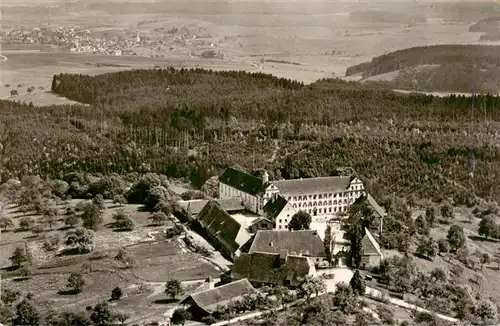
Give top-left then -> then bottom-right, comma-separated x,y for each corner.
0,25 -> 224,59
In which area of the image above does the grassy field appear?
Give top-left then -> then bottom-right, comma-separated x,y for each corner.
0,198 -> 221,324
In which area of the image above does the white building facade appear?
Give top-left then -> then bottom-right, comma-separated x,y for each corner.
219,167 -> 366,230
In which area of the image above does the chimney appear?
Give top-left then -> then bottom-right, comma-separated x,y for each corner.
262,171 -> 269,185
206,276 -> 215,290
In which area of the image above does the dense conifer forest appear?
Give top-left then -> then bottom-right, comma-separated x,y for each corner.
345,45 -> 500,94
1,68 -> 500,204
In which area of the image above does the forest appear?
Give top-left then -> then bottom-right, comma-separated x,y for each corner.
0,68 -> 500,205
345,45 -> 500,94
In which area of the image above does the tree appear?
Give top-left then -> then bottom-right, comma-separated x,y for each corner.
343,201 -> 374,268
478,215 -> 497,239
429,267 -> 447,282
270,285 -> 289,310
354,311 -> 374,326
447,224 -> 466,253
47,310 -> 92,326
90,302 -> 115,326
112,210 -> 134,231
171,308 -> 191,326
81,203 -> 103,230
64,214 -> 80,228
20,265 -> 33,279
415,215 -> 429,235
31,224 -> 44,235
440,203 -> 454,220
475,299 -> 498,324
1,288 -> 21,306
479,252 -> 490,269
67,272 -> 85,293
376,304 -> 395,325
19,217 -> 34,231
114,311 -> 130,325
41,206 -> 59,229
65,227 -> 94,253
43,234 -> 61,252
115,247 -> 136,267
332,282 -> 359,314
13,299 -> 39,326
425,206 -> 436,227
111,287 -> 123,301
165,279 -> 183,301
112,194 -> 127,207
92,194 -> 106,211
416,237 -> 438,259
437,238 -> 449,256
150,211 -> 167,225
0,216 -> 14,231
299,275 -> 327,301
349,269 -> 366,295
287,210 -> 312,231
323,224 -> 333,266
10,247 -> 27,268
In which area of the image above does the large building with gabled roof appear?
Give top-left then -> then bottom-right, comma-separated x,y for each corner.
218,166 -> 366,220
231,251 -> 316,287
196,200 -> 251,260
246,229 -> 326,265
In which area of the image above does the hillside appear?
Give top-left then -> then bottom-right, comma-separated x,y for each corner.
0,68 -> 499,207
469,16 -> 500,41
1,67 -> 500,326
348,10 -> 426,25
346,45 -> 500,94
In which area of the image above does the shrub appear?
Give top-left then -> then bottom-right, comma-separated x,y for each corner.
10,247 -> 27,268
19,217 -> 35,231
165,225 -> 183,238
43,234 -> 61,252
150,212 -> 167,225
111,287 -> 123,301
65,215 -> 80,228
67,272 -> 85,294
31,224 -> 45,235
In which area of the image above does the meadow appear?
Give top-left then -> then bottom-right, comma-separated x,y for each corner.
0,198 -> 221,325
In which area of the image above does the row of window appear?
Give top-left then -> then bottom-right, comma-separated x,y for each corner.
293,199 -> 352,208
287,190 -> 363,202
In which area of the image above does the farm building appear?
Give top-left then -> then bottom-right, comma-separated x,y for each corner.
231,251 -> 316,287
180,278 -> 257,320
262,194 -> 295,230
177,198 -> 245,221
195,201 -> 251,261
244,230 -> 327,266
360,228 -> 384,269
248,217 -> 274,233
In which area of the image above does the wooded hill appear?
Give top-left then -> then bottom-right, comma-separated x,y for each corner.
345,45 -> 500,94
1,68 -> 500,205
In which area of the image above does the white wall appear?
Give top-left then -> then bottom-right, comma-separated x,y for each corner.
219,182 -> 259,214
273,203 -> 297,230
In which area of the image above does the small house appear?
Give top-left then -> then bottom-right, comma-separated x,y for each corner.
180,279 -> 257,321
360,228 -> 384,269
